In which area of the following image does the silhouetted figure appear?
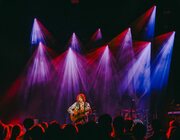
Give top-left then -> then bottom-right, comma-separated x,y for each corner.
132,122 -> 146,140
147,119 -> 167,140
167,120 -> 179,140
77,121 -> 99,140
113,116 -> 125,140
63,124 -> 78,140
23,118 -> 35,140
0,121 -> 7,140
169,126 -> 180,140
23,118 -> 35,130
124,119 -> 133,133
10,124 -> 21,140
40,122 -> 48,130
124,119 -> 134,140
28,125 -> 45,140
98,114 -> 114,140
113,116 -> 133,140
44,121 -> 62,140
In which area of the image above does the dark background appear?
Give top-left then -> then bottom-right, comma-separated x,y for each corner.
0,0 -> 179,104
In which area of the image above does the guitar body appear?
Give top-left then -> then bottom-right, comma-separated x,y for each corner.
70,110 -> 88,123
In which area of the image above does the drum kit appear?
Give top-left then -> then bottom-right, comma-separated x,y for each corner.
120,108 -> 149,122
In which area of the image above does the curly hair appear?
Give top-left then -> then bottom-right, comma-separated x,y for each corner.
76,93 -> 86,102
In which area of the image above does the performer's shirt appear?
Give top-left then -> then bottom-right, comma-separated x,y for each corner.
67,102 -> 91,114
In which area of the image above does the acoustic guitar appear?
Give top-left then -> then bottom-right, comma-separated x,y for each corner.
70,109 -> 90,122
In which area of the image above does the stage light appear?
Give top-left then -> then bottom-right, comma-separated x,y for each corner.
68,32 -> 81,53
31,18 -> 45,45
86,45 -> 119,116
31,18 -> 54,48
151,31 -> 175,91
90,28 -> 102,42
131,42 -> 151,96
131,5 -> 156,41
